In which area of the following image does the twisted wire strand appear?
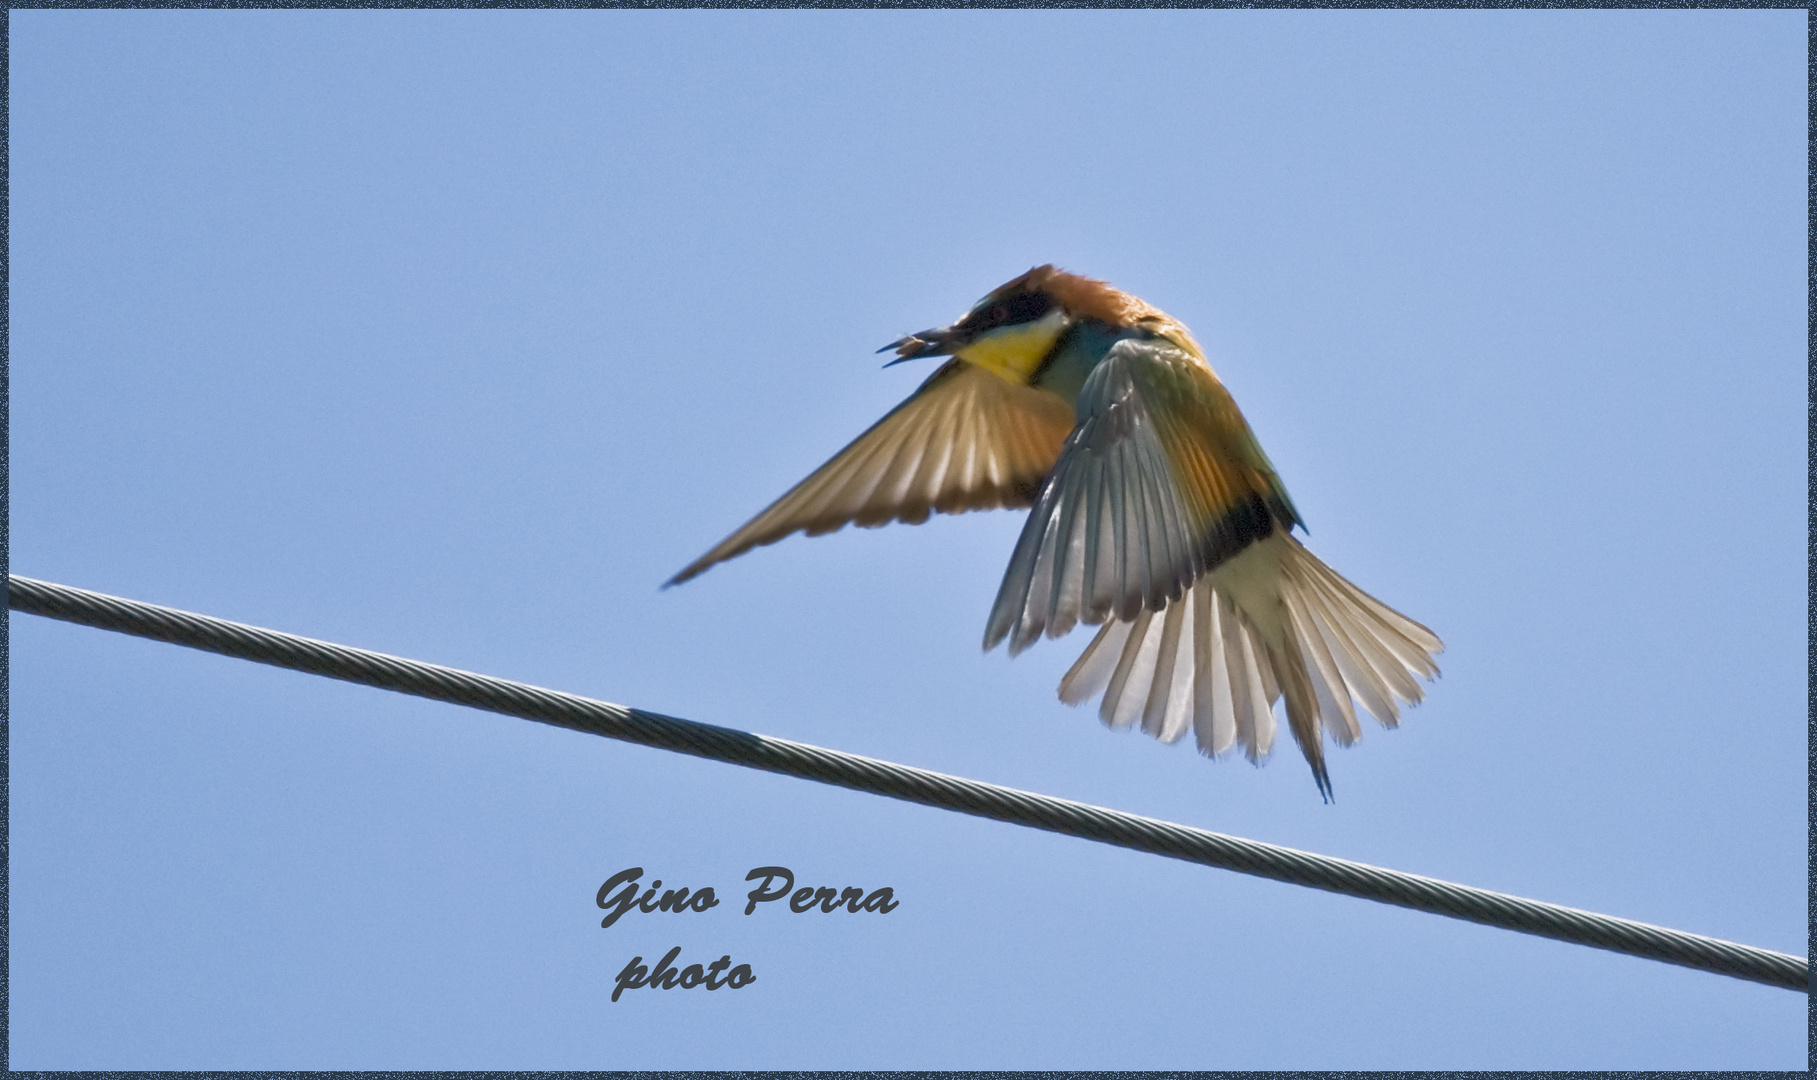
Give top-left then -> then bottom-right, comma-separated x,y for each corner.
9,573 -> 1805,993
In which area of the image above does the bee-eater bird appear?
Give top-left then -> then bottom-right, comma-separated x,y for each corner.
668,266 -> 1441,799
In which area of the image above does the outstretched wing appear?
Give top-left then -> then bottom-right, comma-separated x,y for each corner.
984,338 -> 1301,653
984,336 -> 1440,798
668,359 -> 1076,586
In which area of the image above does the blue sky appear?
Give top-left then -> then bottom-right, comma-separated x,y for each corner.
9,9 -> 1805,1070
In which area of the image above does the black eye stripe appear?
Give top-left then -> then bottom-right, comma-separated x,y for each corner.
968,291 -> 1055,334
1004,291 -> 1054,325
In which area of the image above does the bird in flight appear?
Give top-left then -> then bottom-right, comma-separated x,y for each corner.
668,265 -> 1441,799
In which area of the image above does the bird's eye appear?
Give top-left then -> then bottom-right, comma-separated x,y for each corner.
967,291 -> 1055,334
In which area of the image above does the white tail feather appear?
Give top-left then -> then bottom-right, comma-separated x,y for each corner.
1054,532 -> 1442,793
1058,619 -> 1131,705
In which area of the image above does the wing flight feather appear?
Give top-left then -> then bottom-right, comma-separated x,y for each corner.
669,360 -> 1075,585
995,336 -> 1440,797
985,339 -> 1295,652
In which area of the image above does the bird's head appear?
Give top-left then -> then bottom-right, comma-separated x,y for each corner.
881,265 -> 1198,383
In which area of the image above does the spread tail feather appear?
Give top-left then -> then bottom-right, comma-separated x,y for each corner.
1057,532 -> 1441,797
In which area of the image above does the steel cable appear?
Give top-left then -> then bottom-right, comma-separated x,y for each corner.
9,573 -> 1806,993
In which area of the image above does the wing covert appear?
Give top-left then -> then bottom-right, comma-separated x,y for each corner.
984,339 -> 1299,653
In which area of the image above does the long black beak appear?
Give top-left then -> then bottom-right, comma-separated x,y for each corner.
878,326 -> 956,367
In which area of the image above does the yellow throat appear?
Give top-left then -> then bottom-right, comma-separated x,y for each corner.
956,310 -> 1069,386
